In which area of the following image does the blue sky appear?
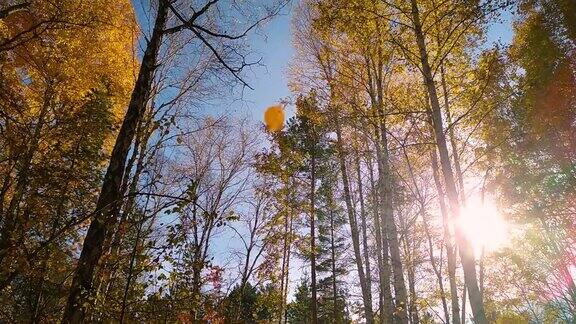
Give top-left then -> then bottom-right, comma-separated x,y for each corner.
486,6 -> 515,46
220,1 -> 518,304
228,6 -> 294,122
132,0 -> 517,304
235,4 -> 515,126
134,1 -> 515,131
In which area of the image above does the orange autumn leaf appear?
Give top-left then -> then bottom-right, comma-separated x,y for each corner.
264,104 -> 285,132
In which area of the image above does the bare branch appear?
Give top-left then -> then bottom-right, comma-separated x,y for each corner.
0,1 -> 29,19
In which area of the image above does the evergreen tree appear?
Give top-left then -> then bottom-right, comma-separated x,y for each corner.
287,275 -> 312,323
316,160 -> 351,324
221,283 -> 281,323
282,92 -> 332,322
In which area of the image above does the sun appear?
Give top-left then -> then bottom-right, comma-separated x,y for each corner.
456,196 -> 509,257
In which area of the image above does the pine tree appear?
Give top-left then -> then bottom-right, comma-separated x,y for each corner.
287,275 -> 313,323
316,159 -> 351,324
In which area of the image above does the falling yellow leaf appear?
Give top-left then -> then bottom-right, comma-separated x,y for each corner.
264,104 -> 284,132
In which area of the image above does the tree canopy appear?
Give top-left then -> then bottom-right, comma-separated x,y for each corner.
0,0 -> 574,322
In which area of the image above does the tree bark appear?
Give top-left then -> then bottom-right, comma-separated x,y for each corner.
378,133 -> 409,324
334,117 -> 374,324
93,116 -> 149,317
355,150 -> 373,312
367,154 -> 394,324
375,62 -> 409,324
410,0 -> 487,322
329,196 -> 340,324
431,151 -> 460,324
0,2 -> 29,20
62,1 -> 169,322
310,155 -> 318,323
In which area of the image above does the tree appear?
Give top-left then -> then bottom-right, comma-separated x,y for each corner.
2,0 -> 576,323
316,159 -> 351,324
287,276 -> 313,323
291,4 -> 378,320
0,1 -> 137,320
221,283 -> 281,322
255,126 -> 304,324
62,0 -> 286,321
163,117 -> 257,321
283,93 -> 333,323
479,0 -> 576,319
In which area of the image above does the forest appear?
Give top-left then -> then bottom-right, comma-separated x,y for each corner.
0,0 -> 575,323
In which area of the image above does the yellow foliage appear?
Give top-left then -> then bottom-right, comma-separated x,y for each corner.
496,313 -> 529,324
3,0 -> 139,152
264,104 -> 285,132
6,0 -> 137,105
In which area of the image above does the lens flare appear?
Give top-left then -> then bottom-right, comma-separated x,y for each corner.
457,197 -> 509,257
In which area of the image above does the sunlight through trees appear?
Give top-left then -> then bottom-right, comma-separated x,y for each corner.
0,0 -> 574,322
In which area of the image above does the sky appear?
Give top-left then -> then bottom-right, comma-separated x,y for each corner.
225,2 -> 517,298
132,0 -> 518,305
130,0 -> 298,296
234,4 -> 515,127
227,6 -> 295,122
132,0 -> 295,127
134,1 -> 515,134
221,1 -> 518,304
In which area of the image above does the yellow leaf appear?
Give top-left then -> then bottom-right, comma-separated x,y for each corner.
264,104 -> 285,132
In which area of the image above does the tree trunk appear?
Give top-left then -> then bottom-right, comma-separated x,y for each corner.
283,212 -> 293,324
440,65 -> 466,205
0,86 -> 51,265
422,207 -> 449,324
329,202 -> 339,324
355,150 -> 373,311
367,154 -> 394,324
440,65 -> 469,324
191,252 -> 203,322
62,1 -> 169,322
404,145 -> 448,324
310,155 -> 318,324
431,151 -> 460,324
365,51 -> 394,323
279,187 -> 291,324
410,0 -> 487,322
94,117 -> 149,317
479,247 -> 485,298
334,118 -> 374,323
119,218 -> 143,323
461,286 -> 467,323
375,67 -> 409,324
406,239 -> 420,324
